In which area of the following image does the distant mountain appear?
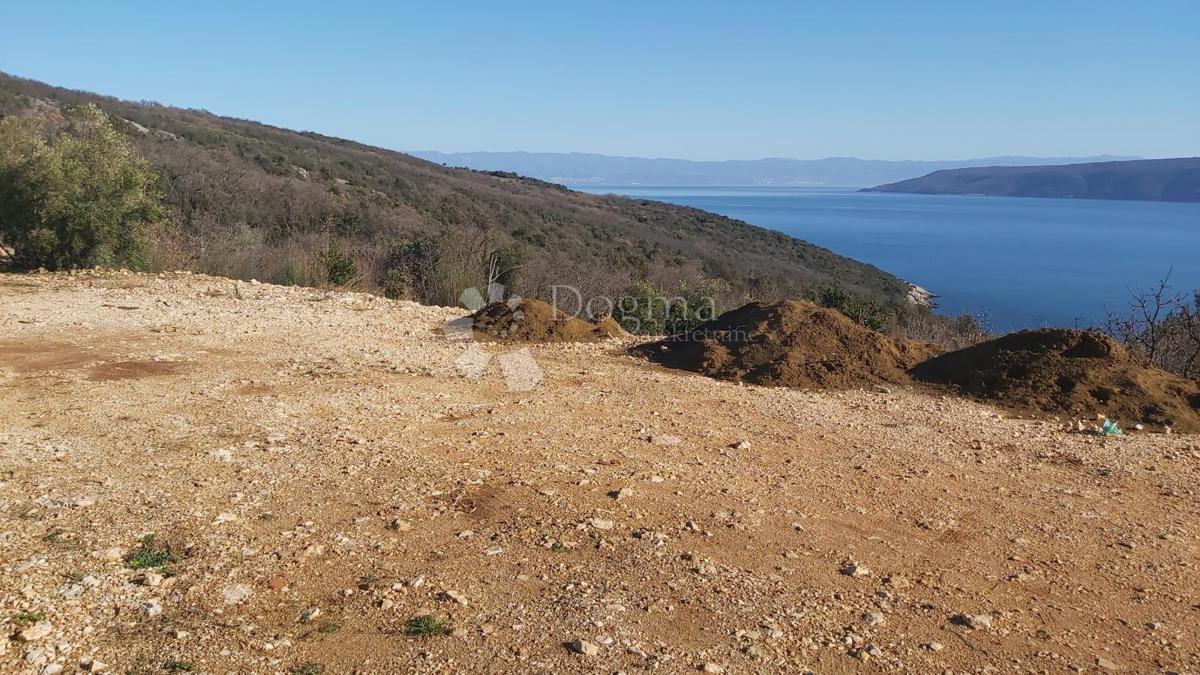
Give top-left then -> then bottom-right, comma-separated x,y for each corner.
409,151 -> 1139,188
862,158 -> 1200,202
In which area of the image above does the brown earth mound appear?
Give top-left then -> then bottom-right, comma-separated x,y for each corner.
471,298 -> 627,342
639,299 -> 940,389
911,328 -> 1200,431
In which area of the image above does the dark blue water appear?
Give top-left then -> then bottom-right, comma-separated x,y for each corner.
577,186 -> 1200,331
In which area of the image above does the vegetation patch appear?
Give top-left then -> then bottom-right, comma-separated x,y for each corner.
405,615 -> 452,637
125,534 -> 180,571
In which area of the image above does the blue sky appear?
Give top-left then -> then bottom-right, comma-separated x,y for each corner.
2,1 -> 1197,160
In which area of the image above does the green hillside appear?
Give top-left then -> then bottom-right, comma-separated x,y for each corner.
0,72 -> 910,312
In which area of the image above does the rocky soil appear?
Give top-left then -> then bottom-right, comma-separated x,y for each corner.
1,271 -> 1197,674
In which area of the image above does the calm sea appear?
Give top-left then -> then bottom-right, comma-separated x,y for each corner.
577,186 -> 1200,331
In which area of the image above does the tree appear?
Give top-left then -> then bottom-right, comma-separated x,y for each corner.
1104,272 -> 1200,380
0,104 -> 165,270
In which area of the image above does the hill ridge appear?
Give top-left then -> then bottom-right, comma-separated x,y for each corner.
862,157 -> 1200,202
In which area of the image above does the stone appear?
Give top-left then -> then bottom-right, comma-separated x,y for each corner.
608,487 -> 633,501
1096,657 -> 1120,671
862,612 -> 885,626
951,613 -> 992,630
440,589 -> 469,606
925,642 -> 944,652
589,517 -> 615,530
730,440 -> 751,450
141,600 -> 163,617
568,639 -> 599,656
388,518 -> 413,532
650,434 -> 682,446
80,658 -> 109,672
266,575 -> 290,591
222,583 -> 252,605
299,607 -> 321,622
841,561 -> 871,577
97,547 -> 123,562
702,663 -> 726,673
18,621 -> 53,641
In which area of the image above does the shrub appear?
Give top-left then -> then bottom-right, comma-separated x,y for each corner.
614,277 -> 727,335
816,284 -> 887,332
324,245 -> 358,286
1104,275 -> 1200,380
0,104 -> 165,270
405,615 -> 452,637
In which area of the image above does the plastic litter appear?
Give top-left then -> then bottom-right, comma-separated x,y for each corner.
1099,419 -> 1123,436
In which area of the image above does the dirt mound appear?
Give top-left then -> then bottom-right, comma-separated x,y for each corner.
471,298 -> 626,342
911,328 -> 1200,431
639,299 -> 940,389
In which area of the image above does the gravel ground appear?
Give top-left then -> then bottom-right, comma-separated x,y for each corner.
1,270 -> 1197,674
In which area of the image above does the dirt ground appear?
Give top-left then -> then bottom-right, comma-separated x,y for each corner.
1,271 -> 1197,674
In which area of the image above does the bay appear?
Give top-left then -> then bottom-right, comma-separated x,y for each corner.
577,186 -> 1200,331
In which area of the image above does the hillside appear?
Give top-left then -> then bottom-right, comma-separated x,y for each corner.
2,270 -> 1197,673
412,150 -> 1136,188
0,72 -> 910,309
862,157 -> 1200,202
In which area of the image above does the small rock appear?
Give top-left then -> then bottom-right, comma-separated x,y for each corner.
862,612 -> 885,626
1096,656 -> 1120,671
388,518 -> 412,532
80,658 -> 108,672
951,613 -> 992,630
589,517 -> 614,530
925,642 -> 944,652
18,621 -> 53,641
841,561 -> 871,577
608,487 -> 633,501
96,547 -> 123,562
222,583 -> 252,605
440,589 -> 469,606
299,606 -> 321,622
141,600 -> 163,617
729,440 -> 751,450
266,575 -> 290,591
142,572 -> 163,587
568,639 -> 599,656
650,434 -> 682,446
702,663 -> 725,673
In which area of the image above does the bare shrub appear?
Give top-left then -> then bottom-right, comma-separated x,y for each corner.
1104,273 -> 1200,379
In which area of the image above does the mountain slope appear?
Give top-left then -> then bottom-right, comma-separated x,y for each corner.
0,72 -> 909,308
411,150 -> 1138,187
862,157 -> 1200,202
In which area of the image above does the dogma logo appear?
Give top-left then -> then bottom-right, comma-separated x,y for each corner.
442,282 -> 544,391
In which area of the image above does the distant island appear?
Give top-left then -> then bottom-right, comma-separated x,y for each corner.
409,150 -> 1136,188
862,157 -> 1200,202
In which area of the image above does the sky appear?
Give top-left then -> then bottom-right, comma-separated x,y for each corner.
2,1 -> 1198,161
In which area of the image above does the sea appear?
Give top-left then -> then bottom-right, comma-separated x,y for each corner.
576,186 -> 1200,332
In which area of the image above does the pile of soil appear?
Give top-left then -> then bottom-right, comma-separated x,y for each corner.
911,328 -> 1200,431
640,300 -> 940,389
471,298 -> 626,342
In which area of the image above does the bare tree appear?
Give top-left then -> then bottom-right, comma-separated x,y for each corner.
1103,270 -> 1200,379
